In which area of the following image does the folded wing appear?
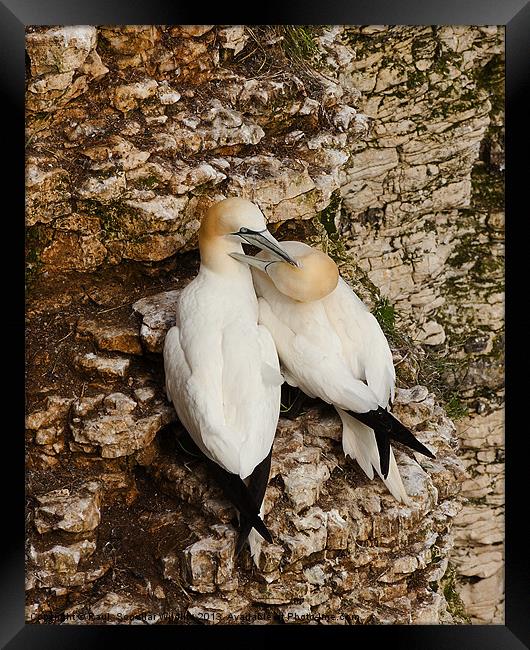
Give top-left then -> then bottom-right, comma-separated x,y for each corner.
164,286 -> 281,480
322,278 -> 396,408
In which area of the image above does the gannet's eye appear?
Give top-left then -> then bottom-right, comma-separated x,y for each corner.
239,227 -> 249,234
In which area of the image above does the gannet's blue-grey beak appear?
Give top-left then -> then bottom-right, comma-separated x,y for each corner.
229,252 -> 277,273
232,228 -> 299,267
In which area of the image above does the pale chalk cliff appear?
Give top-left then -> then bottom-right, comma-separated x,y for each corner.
26,25 -> 504,624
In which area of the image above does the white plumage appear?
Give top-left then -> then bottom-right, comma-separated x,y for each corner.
163,198 -> 298,560
164,268 -> 282,479
257,276 -> 393,413
233,241 -> 434,503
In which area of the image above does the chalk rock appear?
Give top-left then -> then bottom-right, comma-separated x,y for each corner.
133,290 -> 181,353
26,162 -> 71,226
171,526 -> 238,594
218,26 -> 249,55
26,395 -> 74,453
75,352 -> 131,380
70,392 -> 174,458
76,318 -> 143,355
34,481 -> 102,534
187,594 -> 250,625
29,540 -> 107,589
26,27 -> 97,77
89,592 -> 156,624
26,27 -> 106,111
113,79 -> 159,113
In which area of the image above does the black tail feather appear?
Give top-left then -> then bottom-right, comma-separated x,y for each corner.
382,410 -> 436,459
204,458 -> 272,544
348,406 -> 435,478
373,429 -> 391,479
236,448 -> 273,555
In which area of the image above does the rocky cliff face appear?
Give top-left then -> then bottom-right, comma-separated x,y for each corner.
26,278 -> 465,625
333,26 -> 504,623
25,25 -> 366,271
25,25 -> 504,624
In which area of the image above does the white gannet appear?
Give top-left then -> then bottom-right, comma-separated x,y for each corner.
163,198 -> 298,560
231,241 -> 435,503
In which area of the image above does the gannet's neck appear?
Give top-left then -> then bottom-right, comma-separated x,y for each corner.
199,233 -> 247,276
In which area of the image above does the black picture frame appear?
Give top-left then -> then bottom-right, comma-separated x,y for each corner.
13,1 -> 526,646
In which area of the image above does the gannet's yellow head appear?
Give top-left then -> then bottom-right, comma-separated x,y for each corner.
200,197 -> 267,240
199,198 -> 299,269
231,240 -> 339,302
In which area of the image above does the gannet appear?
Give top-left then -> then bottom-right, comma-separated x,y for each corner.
231,241 -> 435,503
163,198 -> 298,560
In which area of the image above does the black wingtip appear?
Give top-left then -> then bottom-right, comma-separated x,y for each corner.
347,407 -> 437,477
236,516 -> 272,555
236,448 -> 273,553
383,410 -> 437,460
397,430 -> 436,460
349,407 -> 437,461
251,515 -> 273,544
236,526 -> 249,556
373,429 -> 390,479
374,464 -> 389,480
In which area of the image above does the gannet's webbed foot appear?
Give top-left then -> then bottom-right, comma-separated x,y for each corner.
175,429 -> 203,458
280,384 -> 307,420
